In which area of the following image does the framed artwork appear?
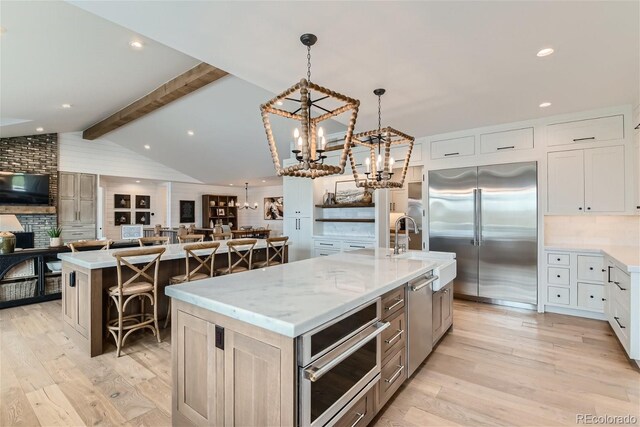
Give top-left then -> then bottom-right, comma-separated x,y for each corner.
264,196 -> 284,220
135,211 -> 150,225
217,208 -> 226,217
115,194 -> 131,209
114,211 -> 131,226
179,200 -> 195,223
121,225 -> 143,240
136,195 -> 151,209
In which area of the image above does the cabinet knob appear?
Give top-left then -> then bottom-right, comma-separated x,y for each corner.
601,269 -> 606,272
587,207 -> 591,210
589,267 -> 593,271
557,275 -> 561,278
590,295 -> 594,299
578,207 -> 583,210
557,294 -> 561,298
602,298 -> 606,301
557,258 -> 561,261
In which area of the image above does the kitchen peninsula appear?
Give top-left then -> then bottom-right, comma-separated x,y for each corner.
57,240 -> 288,357
165,249 -> 455,427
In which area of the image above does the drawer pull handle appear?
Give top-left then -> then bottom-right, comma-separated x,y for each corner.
350,412 -> 366,427
444,152 -> 459,157
602,298 -> 606,301
614,317 -> 626,329
350,245 -> 366,249
614,282 -> 627,291
319,243 -> 332,246
602,269 -> 606,272
496,145 -> 515,150
385,329 -> 404,344
384,298 -> 404,312
384,364 -> 405,384
573,137 -> 595,142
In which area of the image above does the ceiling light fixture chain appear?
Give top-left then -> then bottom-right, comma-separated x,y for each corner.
239,182 -> 258,210
307,45 -> 312,83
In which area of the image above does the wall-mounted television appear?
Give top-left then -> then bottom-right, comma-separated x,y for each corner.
0,172 -> 50,205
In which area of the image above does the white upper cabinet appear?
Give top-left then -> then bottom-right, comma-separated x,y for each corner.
547,150 -> 585,214
547,115 -> 624,147
479,127 -> 533,154
547,146 -> 625,214
430,136 -> 475,160
283,176 -> 313,217
584,146 -> 625,212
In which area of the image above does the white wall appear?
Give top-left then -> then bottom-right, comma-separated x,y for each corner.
59,132 -> 201,183
545,215 -> 640,247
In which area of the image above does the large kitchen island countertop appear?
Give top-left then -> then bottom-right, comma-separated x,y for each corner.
165,248 -> 436,337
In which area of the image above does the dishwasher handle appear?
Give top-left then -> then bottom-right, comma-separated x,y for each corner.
410,275 -> 438,292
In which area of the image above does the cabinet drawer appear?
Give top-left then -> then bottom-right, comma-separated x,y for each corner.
547,267 -> 570,285
332,385 -> 374,427
547,115 -> 624,147
547,253 -> 570,266
611,268 -> 631,312
381,310 -> 406,362
342,241 -> 375,251
548,286 -> 570,305
381,287 -> 405,320
430,136 -> 475,160
480,127 -> 534,154
577,255 -> 604,282
609,299 -> 630,352
314,240 -> 339,249
577,283 -> 604,312
378,347 -> 406,406
314,248 -> 340,258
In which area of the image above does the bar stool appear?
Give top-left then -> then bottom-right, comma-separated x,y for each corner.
164,241 -> 220,328
106,247 -> 165,357
138,236 -> 170,246
177,234 -> 205,244
216,239 -> 257,275
69,239 -> 112,252
211,232 -> 231,241
253,236 -> 288,268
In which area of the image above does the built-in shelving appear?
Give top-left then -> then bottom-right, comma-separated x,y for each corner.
201,194 -> 239,228
314,203 -> 375,208
315,218 -> 375,223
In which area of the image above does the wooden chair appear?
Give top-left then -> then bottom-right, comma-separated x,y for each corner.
164,241 -> 220,328
138,236 -> 170,246
106,247 -> 166,357
69,239 -> 112,252
253,236 -> 288,268
211,232 -> 232,241
177,234 -> 205,244
216,239 -> 257,275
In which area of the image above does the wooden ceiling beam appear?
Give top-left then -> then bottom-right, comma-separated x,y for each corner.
82,63 -> 228,140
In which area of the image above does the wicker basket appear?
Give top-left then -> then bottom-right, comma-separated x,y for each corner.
45,275 -> 62,295
0,279 -> 37,302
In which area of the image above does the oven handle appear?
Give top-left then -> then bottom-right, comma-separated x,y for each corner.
304,321 -> 390,382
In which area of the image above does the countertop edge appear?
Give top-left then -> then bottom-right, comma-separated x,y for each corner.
544,245 -> 640,274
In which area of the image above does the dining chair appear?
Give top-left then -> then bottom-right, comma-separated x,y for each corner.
138,236 -> 171,246
68,239 -> 112,252
211,232 -> 232,241
177,234 -> 205,244
253,236 -> 288,268
106,246 -> 166,357
216,239 -> 257,275
165,241 -> 220,327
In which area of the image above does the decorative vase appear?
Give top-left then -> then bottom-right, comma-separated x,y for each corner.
362,191 -> 373,204
0,231 -> 16,254
50,237 -> 61,247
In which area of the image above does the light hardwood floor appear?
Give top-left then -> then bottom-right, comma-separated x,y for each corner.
1,299 -> 638,426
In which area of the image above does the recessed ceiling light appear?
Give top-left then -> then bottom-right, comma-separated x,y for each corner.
129,40 -> 144,50
36,127 -> 44,132
61,103 -> 72,109
144,144 -> 150,149
262,180 -> 266,183
276,101 -> 283,106
539,102 -> 552,108
187,130 -> 194,136
536,48 -> 554,57
135,180 -> 141,183
229,183 -> 234,186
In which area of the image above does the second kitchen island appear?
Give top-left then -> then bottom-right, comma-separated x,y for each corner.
166,248 -> 455,427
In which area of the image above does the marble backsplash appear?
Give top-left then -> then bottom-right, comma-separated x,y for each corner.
545,215 -> 640,247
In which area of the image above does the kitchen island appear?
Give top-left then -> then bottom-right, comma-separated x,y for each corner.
57,240 -> 287,357
166,248 -> 455,427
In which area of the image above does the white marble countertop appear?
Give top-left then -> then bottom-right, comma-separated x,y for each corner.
165,249 -> 439,337
58,240 -> 286,269
545,244 -> 640,273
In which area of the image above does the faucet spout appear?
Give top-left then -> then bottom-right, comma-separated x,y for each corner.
393,215 -> 418,255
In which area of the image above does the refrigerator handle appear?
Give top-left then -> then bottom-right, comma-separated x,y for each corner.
472,189 -> 478,246
477,188 -> 483,246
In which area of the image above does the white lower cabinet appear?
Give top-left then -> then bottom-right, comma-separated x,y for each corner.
577,283 -> 604,311
284,217 -> 312,262
312,237 -> 375,257
544,250 -> 604,312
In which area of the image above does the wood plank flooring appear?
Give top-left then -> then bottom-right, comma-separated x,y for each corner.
1,299 -> 638,426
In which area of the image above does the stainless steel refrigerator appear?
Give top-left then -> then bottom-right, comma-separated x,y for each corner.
428,162 -> 537,306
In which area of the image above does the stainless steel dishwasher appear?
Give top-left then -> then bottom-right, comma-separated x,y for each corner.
407,271 -> 438,376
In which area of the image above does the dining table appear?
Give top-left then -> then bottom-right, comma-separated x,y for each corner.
231,229 -> 271,239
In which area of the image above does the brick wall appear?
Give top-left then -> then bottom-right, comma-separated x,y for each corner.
1,134 -> 58,248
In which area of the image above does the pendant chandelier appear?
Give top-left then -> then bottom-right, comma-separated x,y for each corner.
260,33 -> 360,179
349,88 -> 414,189
238,182 -> 258,210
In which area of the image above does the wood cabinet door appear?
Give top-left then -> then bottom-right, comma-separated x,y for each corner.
78,174 -> 96,224
584,145 -> 625,213
59,198 -> 78,224
176,311 -> 222,426
59,172 -> 77,199
547,150 -> 585,214
78,199 -> 96,225
224,330 -> 282,427
78,174 -> 95,200
62,268 -> 76,327
74,270 -> 90,338
432,290 -> 443,343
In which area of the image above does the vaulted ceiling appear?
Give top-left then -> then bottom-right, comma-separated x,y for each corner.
2,1 -> 638,185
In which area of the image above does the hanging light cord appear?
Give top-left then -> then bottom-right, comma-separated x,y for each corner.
377,94 -> 382,155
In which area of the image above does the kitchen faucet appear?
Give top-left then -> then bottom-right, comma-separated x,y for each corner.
393,215 -> 418,255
